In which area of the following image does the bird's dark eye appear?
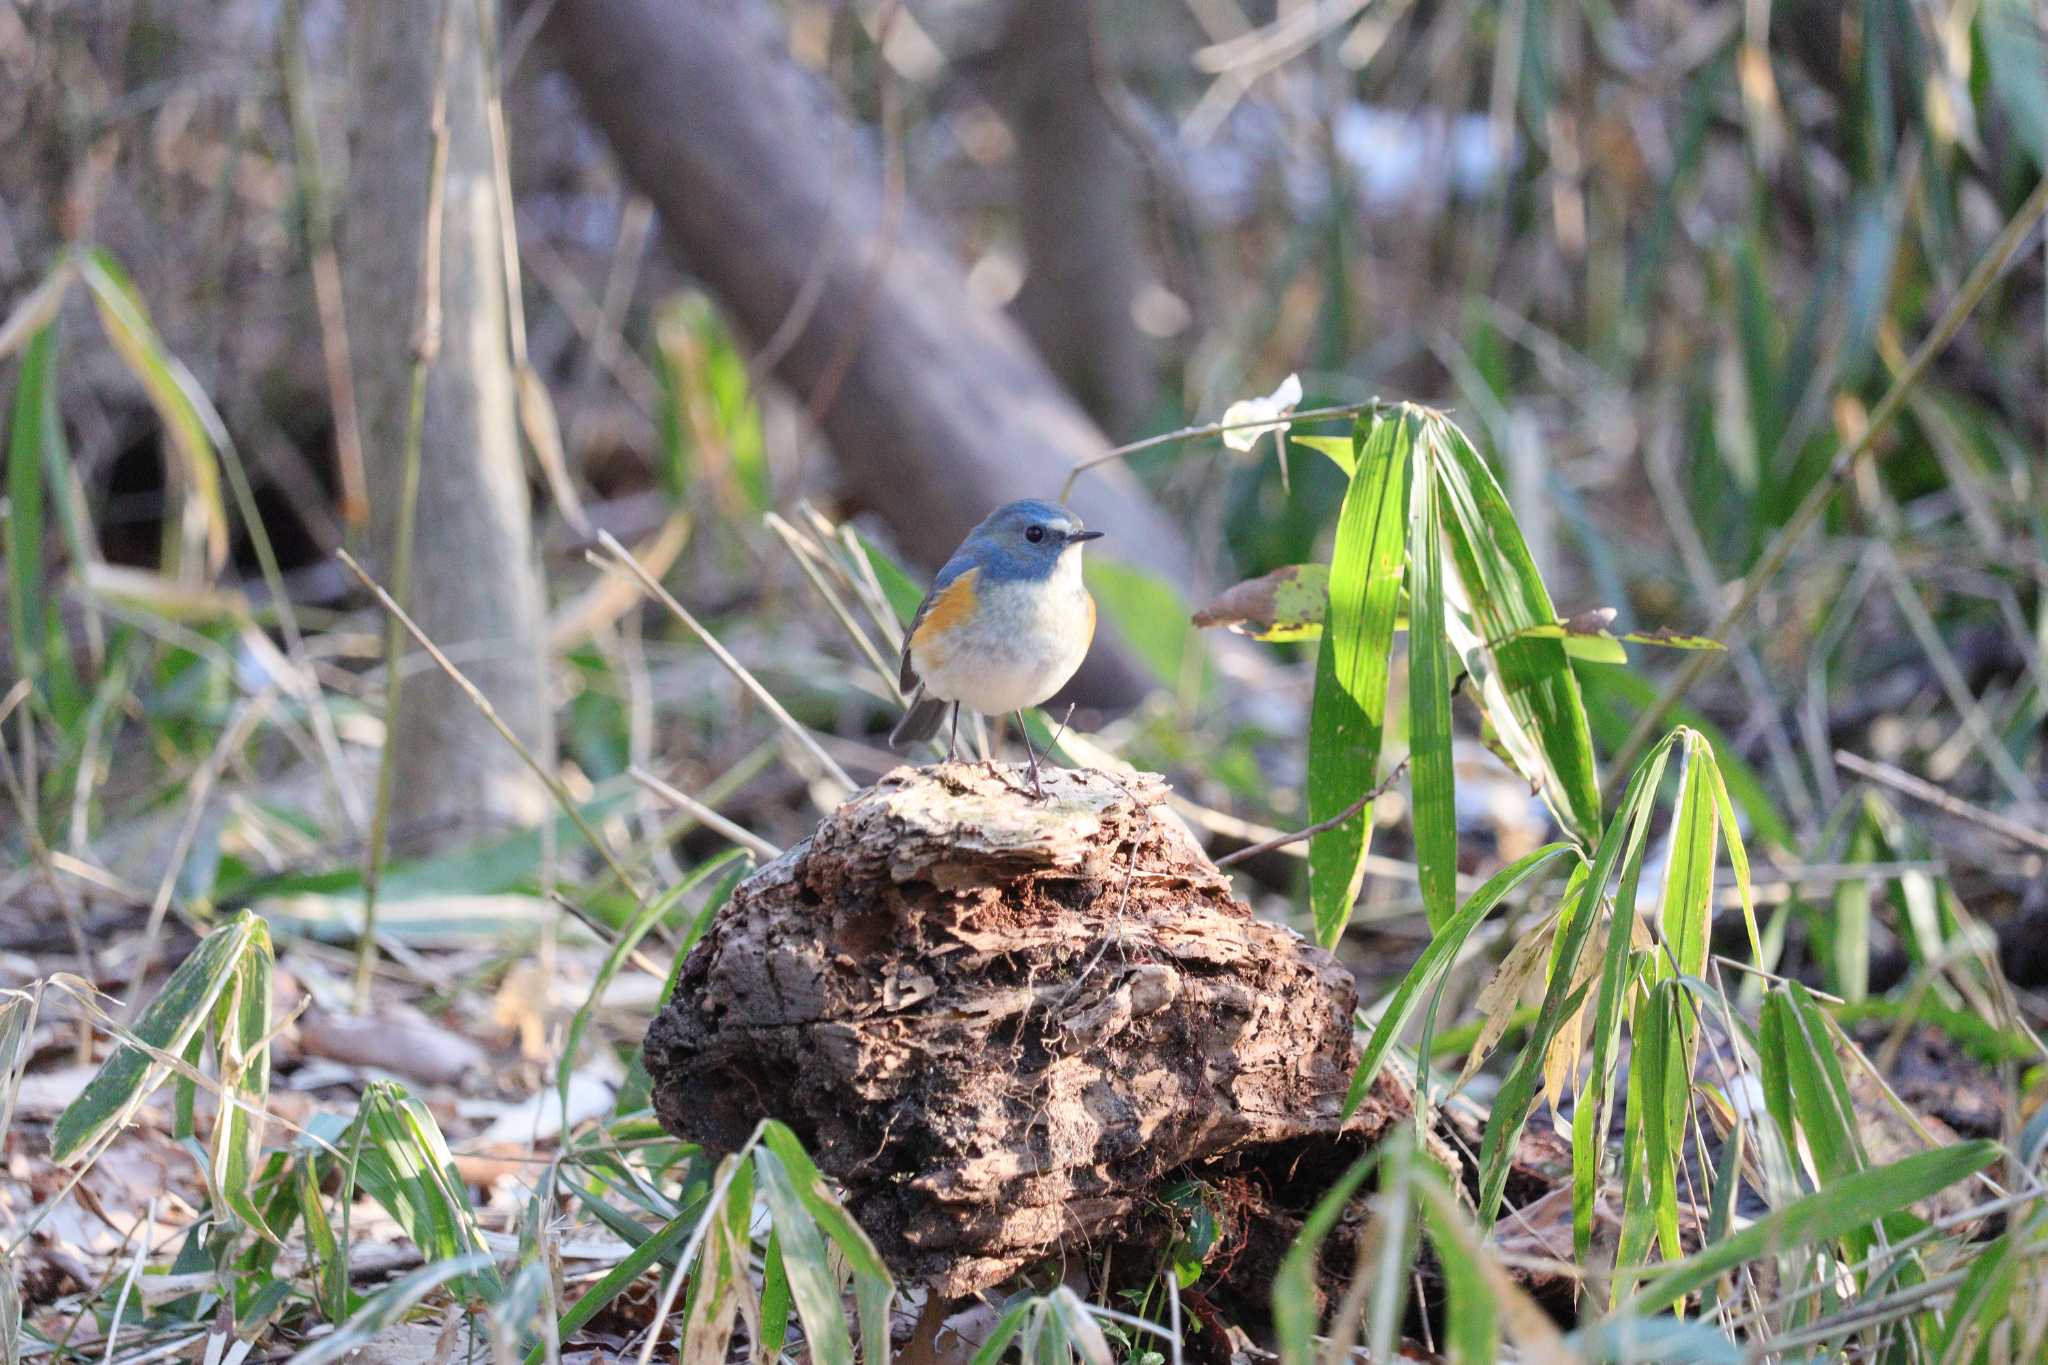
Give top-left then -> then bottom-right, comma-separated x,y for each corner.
1025,525 -> 1046,543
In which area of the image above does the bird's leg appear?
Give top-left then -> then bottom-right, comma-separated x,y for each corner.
946,703 -> 960,763
983,712 -> 1006,782
1016,710 -> 1044,798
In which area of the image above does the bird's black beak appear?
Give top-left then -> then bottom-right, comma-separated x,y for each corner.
1067,529 -> 1105,544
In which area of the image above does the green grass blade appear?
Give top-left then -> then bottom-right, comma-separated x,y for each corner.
50,911 -> 262,1162
559,848 -> 748,1131
1407,439 -> 1457,931
540,1207 -> 697,1360
759,1121 -> 892,1281
1617,1141 -> 2000,1314
1307,411 -> 1413,947
1343,842 -> 1581,1118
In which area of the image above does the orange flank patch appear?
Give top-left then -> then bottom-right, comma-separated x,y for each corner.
910,568 -> 981,664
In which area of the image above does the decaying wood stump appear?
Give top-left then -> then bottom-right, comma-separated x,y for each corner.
644,764 -> 1479,1299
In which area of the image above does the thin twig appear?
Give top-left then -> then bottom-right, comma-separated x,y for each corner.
1834,749 -> 2048,855
1215,759 -> 1410,867
1057,399 -> 1388,503
337,549 -> 648,901
628,766 -> 784,861
357,0 -> 458,1009
548,893 -> 669,980
1605,173 -> 2048,793
594,531 -> 857,792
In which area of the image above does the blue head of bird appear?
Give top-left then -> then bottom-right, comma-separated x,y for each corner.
957,499 -> 1104,582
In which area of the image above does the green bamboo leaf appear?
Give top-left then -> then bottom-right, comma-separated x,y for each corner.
1776,983 -> 1866,1184
6,324 -> 76,713
1307,411 -> 1413,947
682,1155 -> 754,1365
1407,442 -> 1456,931
1479,734 -> 1676,1227
1273,1150 -> 1377,1363
1427,414 -> 1602,843
0,991 -> 39,1148
753,1145 -> 855,1365
1935,1215 -> 2031,1363
76,248 -> 228,578
1343,842 -> 1581,1119
209,920 -> 276,1239
297,1152 -> 348,1324
1661,733 -> 1718,981
1291,432 -> 1356,475
1703,752 -> 1761,965
294,1253 -> 493,1365
0,257 -> 73,363
1617,1141 -> 2000,1314
351,1081 -> 501,1302
1047,1286 -> 1113,1365
50,912 -> 263,1162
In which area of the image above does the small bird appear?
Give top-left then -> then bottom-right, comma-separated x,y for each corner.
890,498 -> 1103,794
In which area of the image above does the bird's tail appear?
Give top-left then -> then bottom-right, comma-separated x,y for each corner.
890,692 -> 949,750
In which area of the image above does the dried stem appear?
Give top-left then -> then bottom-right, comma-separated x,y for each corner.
338,549 -> 648,900
1057,399 -> 1388,504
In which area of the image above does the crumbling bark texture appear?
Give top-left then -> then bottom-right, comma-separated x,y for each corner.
646,764 -> 1411,1297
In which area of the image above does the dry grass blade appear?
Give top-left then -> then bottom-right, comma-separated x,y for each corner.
628,765 -> 783,861
594,529 -> 857,793
336,548 -> 647,900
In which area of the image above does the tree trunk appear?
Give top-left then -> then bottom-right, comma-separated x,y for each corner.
342,0 -> 552,844
1000,0 -> 1155,441
529,0 -> 1193,708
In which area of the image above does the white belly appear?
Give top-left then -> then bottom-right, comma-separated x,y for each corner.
913,572 -> 1092,715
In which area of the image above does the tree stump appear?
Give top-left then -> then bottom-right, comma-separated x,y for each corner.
644,764 -> 1470,1299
